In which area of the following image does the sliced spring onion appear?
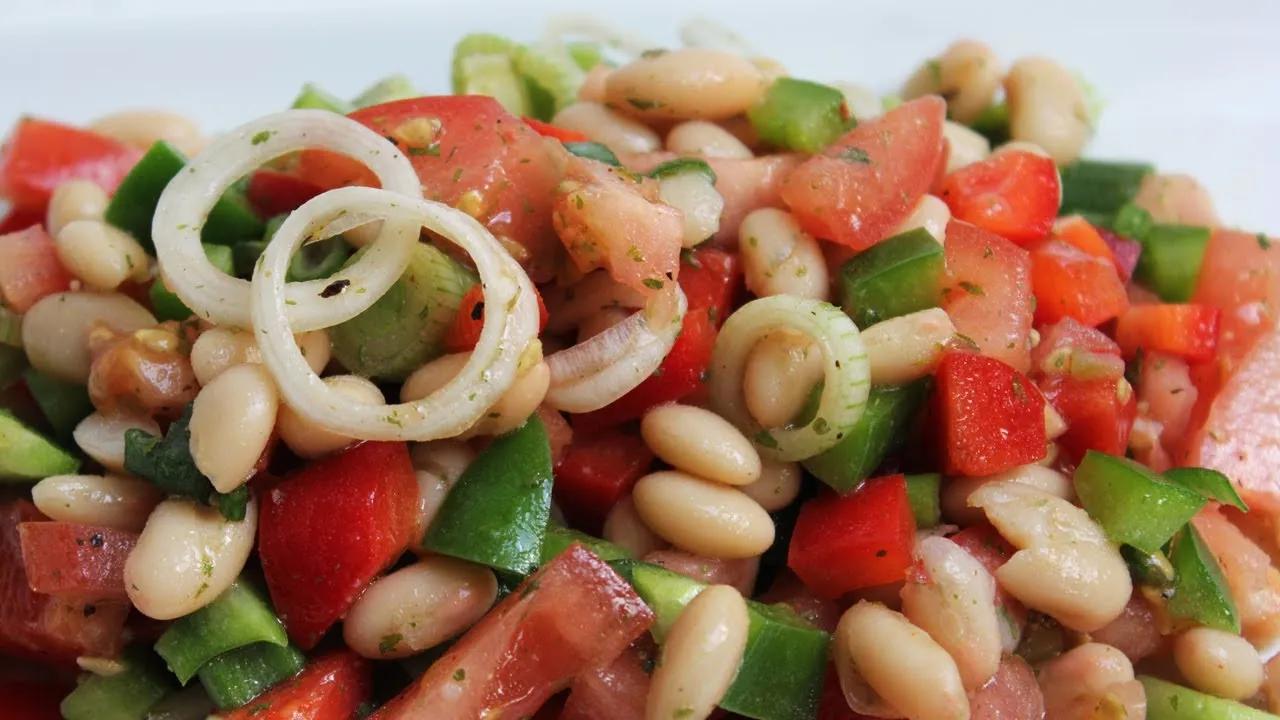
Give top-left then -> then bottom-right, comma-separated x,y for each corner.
710,296 -> 870,461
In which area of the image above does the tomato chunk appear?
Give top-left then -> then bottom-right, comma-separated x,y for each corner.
1053,215 -> 1117,267
1039,374 -> 1136,462
1030,239 -> 1129,327
933,352 -> 1046,476
939,150 -> 1060,245
949,524 -> 1027,632
0,679 -> 66,720
18,522 -> 136,602
220,651 -> 372,720
1030,317 -> 1122,374
1115,303 -> 1220,363
968,655 -> 1045,720
0,118 -> 141,213
942,221 -> 1034,372
246,169 -> 324,218
0,207 -> 42,235
782,97 -> 946,250
258,442 -> 418,649
553,428 -> 654,532
1193,229 -> 1280,367
787,475 -> 916,599
673,247 -> 742,325
0,226 -> 74,313
371,543 -> 653,720
560,641 -> 653,720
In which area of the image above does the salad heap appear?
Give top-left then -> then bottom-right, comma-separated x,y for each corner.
0,19 -> 1277,720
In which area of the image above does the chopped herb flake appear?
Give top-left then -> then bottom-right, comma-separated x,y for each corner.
837,146 -> 871,164
250,130 -> 274,145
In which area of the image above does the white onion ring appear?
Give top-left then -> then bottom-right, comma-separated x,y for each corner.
251,186 -> 540,441
152,109 -> 422,331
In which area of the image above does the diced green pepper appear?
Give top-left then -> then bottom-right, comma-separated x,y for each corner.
291,83 -> 353,114
155,580 -> 289,685
540,525 -> 632,564
837,229 -> 945,328
1110,202 -> 1154,240
748,78 -> 848,153
968,102 -> 1009,146
1165,467 -> 1248,512
1134,224 -> 1211,301
802,380 -> 929,492
0,408 -> 80,481
149,244 -> 235,322
1141,675 -> 1278,720
905,473 -> 942,528
60,646 -> 173,720
1059,159 -> 1154,217
196,642 -> 306,710
1073,451 -> 1205,553
23,367 -> 92,440
1121,545 -> 1176,589
1167,524 -> 1239,633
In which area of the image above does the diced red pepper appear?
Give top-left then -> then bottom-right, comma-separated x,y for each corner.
0,226 -> 74,313
1029,239 -> 1129,327
942,221 -> 1035,373
219,651 -> 372,720
17,522 -> 136,602
0,679 -> 67,720
246,169 -> 325,218
675,247 -> 742,325
0,118 -> 141,213
371,544 -> 653,720
522,117 -> 590,144
938,150 -> 1060,245
1039,374 -> 1136,462
258,441 -> 418,649
444,283 -> 548,354
0,207 -> 42,235
787,475 -> 916,599
1115,303 -> 1220,363
560,641 -> 653,720
553,428 -> 654,532
932,352 -> 1046,476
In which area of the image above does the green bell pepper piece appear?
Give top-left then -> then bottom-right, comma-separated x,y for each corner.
905,473 -> 942,528
1168,524 -> 1239,633
60,646 -> 173,720
0,408 -> 80,480
1110,202 -> 1154,240
802,380 -> 929,492
23,367 -> 92,440
748,78 -> 848,153
149,243 -> 234,321
1059,159 -> 1154,217
540,525 -> 632,564
197,642 -> 306,710
1141,675 -> 1279,720
1165,466 -> 1248,512
1073,451 -> 1205,553
1121,544 -> 1176,589
155,580 -> 289,684
837,228 -> 945,328
1134,224 -> 1211,302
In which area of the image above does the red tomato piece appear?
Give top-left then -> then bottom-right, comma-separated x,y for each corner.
933,352 -> 1046,476
1193,229 -> 1280,367
1039,374 -> 1136,462
0,118 -> 141,213
1030,317 -> 1122,374
0,226 -> 74,313
258,441 -> 418,649
942,221 -> 1035,373
18,522 -> 136,602
0,207 -> 42,235
0,679 -> 66,720
939,150 -> 1060,245
246,169 -> 324,218
707,154 -> 803,244
968,655 -> 1045,720
523,117 -> 590,143
758,570 -> 842,633
1053,215 -> 1117,266
787,475 -> 915,599
1090,593 -> 1163,664
553,428 -> 654,532
443,283 -> 548,354
371,543 -> 654,720
673,247 -> 742,325
560,641 -> 653,720
220,651 -> 371,720
948,524 -> 1028,635
782,97 -> 946,250
1115,303 -> 1220,363
642,549 -> 758,596
1030,239 -> 1129,327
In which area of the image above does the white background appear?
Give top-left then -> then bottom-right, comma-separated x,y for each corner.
3,0 -> 1277,231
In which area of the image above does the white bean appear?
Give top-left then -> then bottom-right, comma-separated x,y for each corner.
607,48 -> 766,121
891,194 -> 951,244
970,481 -> 1131,632
738,208 -> 829,300
742,330 -> 823,428
552,101 -> 661,155
646,585 -> 749,720
834,601 -> 970,720
862,308 -> 956,386
1005,57 -> 1091,165
73,410 -> 161,473
942,121 -> 991,173
658,172 -> 724,248
1039,642 -> 1145,720
603,495 -> 669,558
410,439 -> 475,484
833,82 -> 883,122
190,327 -> 260,385
641,404 -> 761,486
578,65 -> 611,103
411,470 -> 455,550
901,536 -> 1002,689
278,375 -> 383,458
1134,173 -> 1221,226
296,330 -> 332,376
31,473 -> 162,532
188,364 -> 278,493
90,109 -> 204,156
665,121 -> 754,159
343,556 -> 498,659
632,470 -> 774,559
942,464 -> 1074,526
21,292 -> 156,383
902,40 -> 1002,124
1174,627 -> 1265,701
738,458 -> 802,512
401,352 -> 550,438
54,220 -> 149,291
124,497 -> 257,620
46,180 -> 108,237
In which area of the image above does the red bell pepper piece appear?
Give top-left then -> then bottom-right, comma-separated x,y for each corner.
522,117 -> 591,143
553,428 -> 654,532
939,150 -> 1060,245
371,543 -> 653,720
0,207 -> 42,235
17,522 -> 136,602
246,169 -> 325,218
1115,303 -> 1220,363
219,651 -> 371,720
0,226 -> 74,313
1030,239 -> 1129,327
443,283 -> 549,354
258,441 -> 418,649
787,475 -> 916,599
942,221 -> 1035,373
1039,374 -> 1136,461
0,679 -> 67,720
674,247 -> 742,326
932,352 -> 1046,476
0,118 -> 141,213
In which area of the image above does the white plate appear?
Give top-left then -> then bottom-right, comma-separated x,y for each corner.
4,0 -> 1278,231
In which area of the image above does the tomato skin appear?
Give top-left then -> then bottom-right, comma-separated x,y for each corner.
1029,239 -> 1129,327
553,428 -> 654,533
1039,374 -> 1136,462
932,352 -> 1046,477
443,283 -> 549,354
246,169 -> 324,217
220,651 -> 371,720
942,221 -> 1035,373
258,442 -> 418,650
523,117 -> 590,143
18,522 -> 136,602
782,97 -> 946,250
0,226 -> 75,313
787,475 -> 915,599
0,118 -> 141,213
1115,303 -> 1220,363
939,150 -> 1060,245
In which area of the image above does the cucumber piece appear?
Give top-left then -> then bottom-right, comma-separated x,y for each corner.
566,41 -> 604,71
155,580 -> 288,684
1059,159 -> 1154,216
1073,451 -> 1205,553
197,642 -> 305,710
1141,675 -> 1279,720
424,416 -> 554,577
291,82 -> 352,114
329,243 -> 475,381
905,473 -> 942,528
452,34 -> 531,117
802,380 -> 929,492
150,243 -> 234,321
514,43 -> 586,119
352,74 -> 419,109
838,228 -> 945,328
23,367 -> 92,440
540,525 -> 632,565
60,646 -> 173,720
0,408 -> 80,480
748,78 -> 848,153
1135,223 -> 1211,302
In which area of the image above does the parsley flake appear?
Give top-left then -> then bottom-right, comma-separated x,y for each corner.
837,146 -> 871,164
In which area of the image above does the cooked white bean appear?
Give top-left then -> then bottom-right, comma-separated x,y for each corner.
578,65 -> 611,103
90,109 -> 204,156
410,470 -> 455,550
607,48 -> 766,121
901,536 -> 1002,689
666,120 -> 754,159
993,140 -> 1051,159
125,497 -> 257,620
410,439 -> 475,484
190,327 -> 327,385
970,481 -> 1131,632
738,208 -> 829,300
188,364 -> 278,493
603,496 -> 669,557
54,220 -> 149,291
658,172 -> 724,247
577,307 -> 630,343
892,194 -> 951,244
1005,57 -> 1091,165
641,404 -> 761,486
632,470 -> 774,559
21,292 -> 156,383
834,601 -> 970,720
1039,642 -> 1145,720
738,458 -> 801,512
646,585 -> 749,720
296,329 -> 332,376
401,352 -> 550,438
344,556 -> 498,659
552,101 -> 662,155
47,180 -> 109,237
902,40 -> 1002,124
1134,173 -> 1221,226
73,411 -> 161,473
1175,627 -> 1265,701
862,308 -> 956,386
942,121 -> 990,173
278,375 -> 383,458
742,329 -> 823,428
31,474 -> 162,532
833,82 -> 883,121
942,464 -> 1074,526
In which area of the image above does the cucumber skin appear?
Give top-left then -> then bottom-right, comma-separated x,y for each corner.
1141,675 -> 1279,720
0,409 -> 80,481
